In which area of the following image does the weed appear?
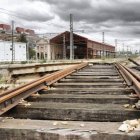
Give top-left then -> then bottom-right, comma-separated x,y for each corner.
0,80 -> 5,84
126,61 -> 130,65
0,74 -> 2,80
40,60 -> 46,64
21,61 -> 28,64
29,61 -> 33,63
101,57 -> 105,61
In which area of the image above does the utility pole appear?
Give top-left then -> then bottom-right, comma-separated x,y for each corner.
122,43 -> 124,58
63,33 -> 66,59
122,43 -> 124,52
11,20 -> 14,63
102,32 -> 104,57
127,46 -> 128,57
115,39 -> 117,58
102,32 -> 104,43
70,14 -> 73,60
27,42 -> 29,64
115,39 -> 117,52
35,41 -> 38,63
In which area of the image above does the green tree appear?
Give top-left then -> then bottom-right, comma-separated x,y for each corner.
29,47 -> 36,59
40,52 -> 44,60
18,34 -> 27,43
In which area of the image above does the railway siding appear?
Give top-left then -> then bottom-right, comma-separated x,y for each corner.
0,62 -> 140,140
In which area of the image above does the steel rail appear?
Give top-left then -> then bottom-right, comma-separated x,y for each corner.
0,63 -> 80,98
120,63 -> 140,81
115,62 -> 140,98
128,58 -> 140,66
0,73 -> 51,98
0,62 -> 88,115
8,62 -> 81,71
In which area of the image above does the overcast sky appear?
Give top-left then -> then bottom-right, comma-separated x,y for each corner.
0,0 -> 140,52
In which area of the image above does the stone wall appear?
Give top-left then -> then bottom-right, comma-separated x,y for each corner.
0,66 -> 9,80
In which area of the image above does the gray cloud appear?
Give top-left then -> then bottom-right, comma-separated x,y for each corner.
1,0 -> 140,48
32,0 -> 140,23
14,7 -> 54,22
28,0 -> 140,39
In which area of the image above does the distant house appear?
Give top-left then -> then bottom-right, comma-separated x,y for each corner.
0,41 -> 26,61
36,38 -> 51,60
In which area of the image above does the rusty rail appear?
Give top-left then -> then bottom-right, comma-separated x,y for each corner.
0,62 -> 89,115
8,62 -> 81,72
128,58 -> 140,66
115,62 -> 140,97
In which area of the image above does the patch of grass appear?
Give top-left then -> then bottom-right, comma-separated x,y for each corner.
0,75 -> 6,84
4,62 -> 10,64
101,57 -> 105,61
21,61 -> 28,64
29,61 -> 33,63
0,74 -> 2,80
126,61 -> 130,65
0,80 -> 5,84
40,60 -> 46,64
130,55 -> 138,59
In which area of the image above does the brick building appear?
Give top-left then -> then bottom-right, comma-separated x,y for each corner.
50,31 -> 115,59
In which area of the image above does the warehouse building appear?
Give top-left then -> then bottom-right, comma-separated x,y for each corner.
0,41 -> 26,61
50,31 -> 115,59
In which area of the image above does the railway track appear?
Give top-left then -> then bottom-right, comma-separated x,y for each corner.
128,58 -> 140,75
0,62 -> 140,140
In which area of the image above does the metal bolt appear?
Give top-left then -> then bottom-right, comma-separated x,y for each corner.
4,101 -> 8,107
11,98 -> 14,104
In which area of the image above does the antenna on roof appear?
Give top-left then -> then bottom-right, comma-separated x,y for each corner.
102,32 -> 104,44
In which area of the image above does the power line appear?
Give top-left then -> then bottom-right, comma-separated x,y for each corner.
0,10 -> 32,21
102,32 -> 104,43
0,7 -> 38,20
0,7 -> 70,28
0,8 -> 43,19
0,9 -> 68,29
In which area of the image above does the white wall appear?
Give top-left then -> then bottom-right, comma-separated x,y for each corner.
15,43 -> 26,61
0,41 -> 26,61
47,40 -> 51,60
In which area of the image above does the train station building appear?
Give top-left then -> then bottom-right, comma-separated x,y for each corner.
50,31 -> 115,59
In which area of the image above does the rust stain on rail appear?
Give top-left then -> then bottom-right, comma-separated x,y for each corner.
116,62 -> 140,98
0,62 -> 88,115
8,62 -> 81,72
